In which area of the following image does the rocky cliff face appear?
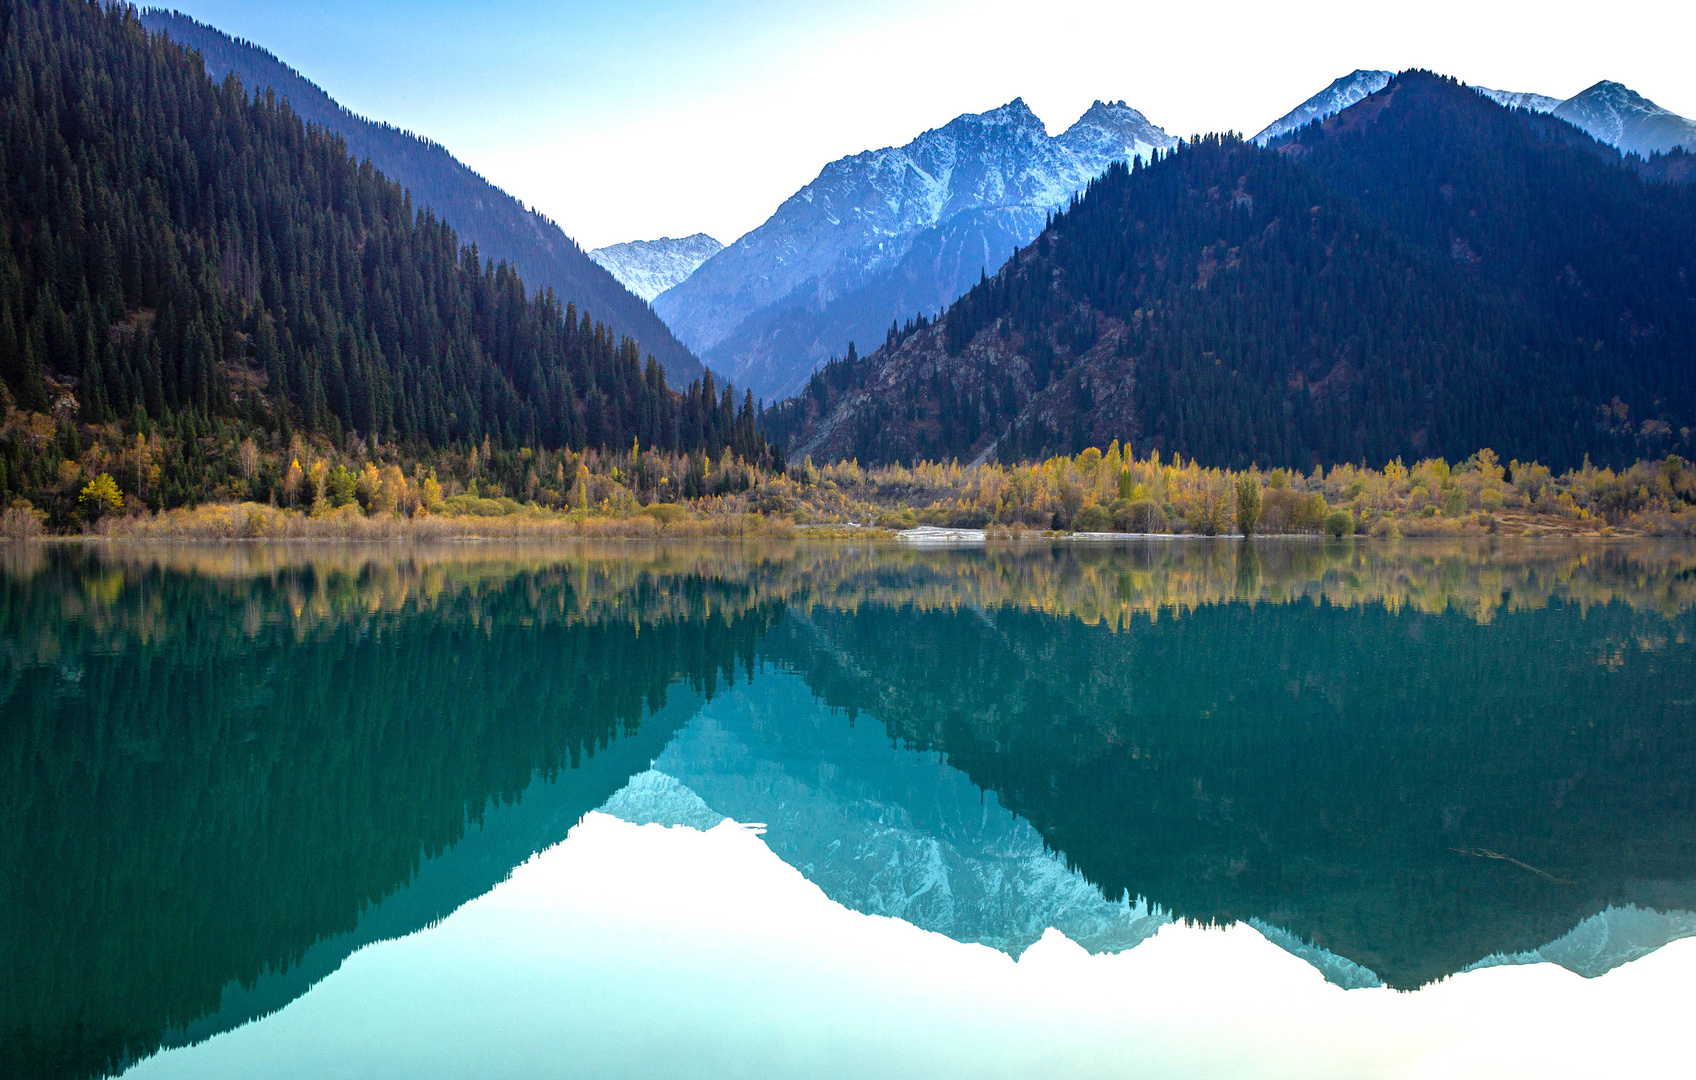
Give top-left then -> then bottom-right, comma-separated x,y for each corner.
654,98 -> 1174,401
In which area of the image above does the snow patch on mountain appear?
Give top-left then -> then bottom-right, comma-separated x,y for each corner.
1474,86 -> 1562,114
1253,69 -> 1391,144
598,676 -> 1696,990
1554,81 -> 1696,158
653,96 -> 1175,399
1465,904 -> 1696,979
1262,70 -> 1694,160
589,233 -> 722,303
604,679 -> 1175,957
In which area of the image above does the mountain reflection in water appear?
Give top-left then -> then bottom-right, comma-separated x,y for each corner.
1,539 -> 1693,1079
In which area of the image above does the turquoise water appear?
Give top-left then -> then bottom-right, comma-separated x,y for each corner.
4,540 -> 1695,1079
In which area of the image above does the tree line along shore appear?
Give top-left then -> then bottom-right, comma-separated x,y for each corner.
3,406 -> 1692,539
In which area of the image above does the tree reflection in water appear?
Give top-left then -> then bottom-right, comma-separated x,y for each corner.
1,538 -> 1692,1077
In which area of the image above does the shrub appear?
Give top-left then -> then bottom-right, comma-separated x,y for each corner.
1323,509 -> 1354,538
1074,504 -> 1112,532
1116,498 -> 1167,533
438,494 -> 518,517
1260,488 -> 1325,532
1,501 -> 47,538
640,503 -> 687,524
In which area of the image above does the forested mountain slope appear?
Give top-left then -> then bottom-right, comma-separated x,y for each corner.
138,8 -> 703,383
0,0 -> 768,512
767,73 -> 1696,471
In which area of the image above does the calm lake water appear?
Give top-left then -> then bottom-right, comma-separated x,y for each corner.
4,539 -> 1695,1079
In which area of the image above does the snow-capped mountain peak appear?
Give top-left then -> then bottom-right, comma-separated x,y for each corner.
1057,99 -> 1172,166
589,233 -> 723,303
1259,70 -> 1695,162
1553,80 -> 1696,158
1253,69 -> 1392,144
653,96 -> 1176,395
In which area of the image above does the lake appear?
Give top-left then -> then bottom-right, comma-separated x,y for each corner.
3,539 -> 1695,1079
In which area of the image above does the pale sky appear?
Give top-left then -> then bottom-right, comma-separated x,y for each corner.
153,0 -> 1695,249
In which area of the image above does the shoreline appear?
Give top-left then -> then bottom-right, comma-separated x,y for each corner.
3,528 -> 1674,546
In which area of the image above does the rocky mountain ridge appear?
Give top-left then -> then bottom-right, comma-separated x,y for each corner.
767,73 -> 1696,471
1553,80 -> 1696,159
1257,67 -> 1695,160
1253,69 -> 1393,144
590,233 -> 723,302
654,97 -> 1176,401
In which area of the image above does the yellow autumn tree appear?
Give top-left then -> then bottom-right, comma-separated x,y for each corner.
377,464 -> 408,514
79,473 -> 123,519
419,469 -> 443,512
283,459 -> 305,507
355,461 -> 383,510
307,460 -> 329,514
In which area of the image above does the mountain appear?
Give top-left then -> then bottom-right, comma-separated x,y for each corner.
0,0 -> 765,483
589,233 -> 723,302
1252,69 -> 1391,144
1475,86 -> 1563,113
766,72 -> 1696,470
139,8 -> 704,383
616,675 -> 1696,990
1554,80 -> 1696,158
655,98 -> 1176,401
628,675 -> 1175,958
1262,68 -> 1694,161
750,595 -> 1696,989
1473,81 -> 1696,158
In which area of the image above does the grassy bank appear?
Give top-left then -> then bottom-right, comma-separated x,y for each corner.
7,405 -> 1696,538
68,503 -> 819,541
0,501 -> 1666,541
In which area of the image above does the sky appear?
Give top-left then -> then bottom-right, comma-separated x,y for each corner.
151,0 -> 1696,250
